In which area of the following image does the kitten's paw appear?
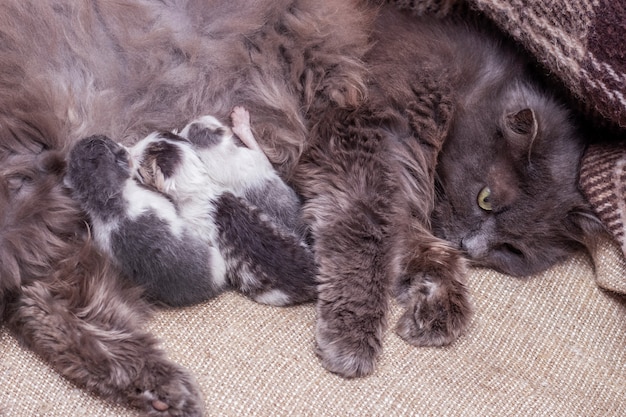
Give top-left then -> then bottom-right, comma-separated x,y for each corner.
315,318 -> 380,378
396,274 -> 472,347
230,106 -> 260,151
230,106 -> 250,129
129,359 -> 204,417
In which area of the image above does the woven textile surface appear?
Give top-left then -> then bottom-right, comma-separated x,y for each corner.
581,143 -> 626,294
1,243 -> 625,416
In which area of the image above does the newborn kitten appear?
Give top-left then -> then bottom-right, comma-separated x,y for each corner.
65,107 -> 316,307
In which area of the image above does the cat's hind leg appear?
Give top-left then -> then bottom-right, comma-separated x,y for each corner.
5,243 -> 204,416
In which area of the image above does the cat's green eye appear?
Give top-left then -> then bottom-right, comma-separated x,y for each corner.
477,186 -> 493,211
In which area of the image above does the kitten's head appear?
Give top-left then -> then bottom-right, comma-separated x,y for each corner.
129,131 -> 208,200
432,84 -> 602,276
65,135 -> 131,213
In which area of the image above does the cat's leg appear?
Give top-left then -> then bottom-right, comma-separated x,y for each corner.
6,247 -> 204,417
392,89 -> 472,346
294,109 -> 399,378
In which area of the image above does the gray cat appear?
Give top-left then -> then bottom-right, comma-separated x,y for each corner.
0,1 -> 603,414
65,107 -> 316,307
305,6 -> 602,375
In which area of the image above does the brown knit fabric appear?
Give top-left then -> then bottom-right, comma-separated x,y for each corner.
584,2 -> 626,128
580,143 -> 626,245
580,143 -> 626,293
468,0 -> 626,129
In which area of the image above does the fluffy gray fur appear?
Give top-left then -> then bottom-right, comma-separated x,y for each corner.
0,1 -> 601,414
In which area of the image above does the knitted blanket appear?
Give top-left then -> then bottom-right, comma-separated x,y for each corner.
394,0 -> 626,292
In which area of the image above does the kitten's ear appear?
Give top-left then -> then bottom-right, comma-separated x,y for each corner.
505,108 -> 538,140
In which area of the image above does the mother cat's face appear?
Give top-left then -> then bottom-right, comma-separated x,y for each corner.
431,91 -> 600,277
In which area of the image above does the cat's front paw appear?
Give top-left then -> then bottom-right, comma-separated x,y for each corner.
315,302 -> 384,378
317,324 -> 379,378
396,273 -> 472,347
129,358 -> 204,417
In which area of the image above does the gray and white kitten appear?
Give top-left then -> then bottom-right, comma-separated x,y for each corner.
65,107 -> 316,307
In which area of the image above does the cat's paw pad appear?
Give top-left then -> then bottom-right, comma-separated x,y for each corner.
130,360 -> 204,417
396,274 -> 471,347
315,319 -> 380,378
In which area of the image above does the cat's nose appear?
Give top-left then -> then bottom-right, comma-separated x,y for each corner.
459,234 -> 488,258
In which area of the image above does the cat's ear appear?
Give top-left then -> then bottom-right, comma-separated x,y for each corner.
505,108 -> 538,140
503,108 -> 539,159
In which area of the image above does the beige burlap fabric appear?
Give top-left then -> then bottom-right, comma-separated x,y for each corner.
2,241 -> 624,416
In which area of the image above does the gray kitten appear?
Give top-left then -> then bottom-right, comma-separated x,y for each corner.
65,107 -> 316,307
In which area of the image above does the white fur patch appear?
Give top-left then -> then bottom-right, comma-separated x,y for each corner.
121,180 -> 184,238
197,137 -> 275,193
461,232 -> 490,258
180,115 -> 276,194
254,289 -> 292,306
90,217 -> 118,258
208,245 -> 228,289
